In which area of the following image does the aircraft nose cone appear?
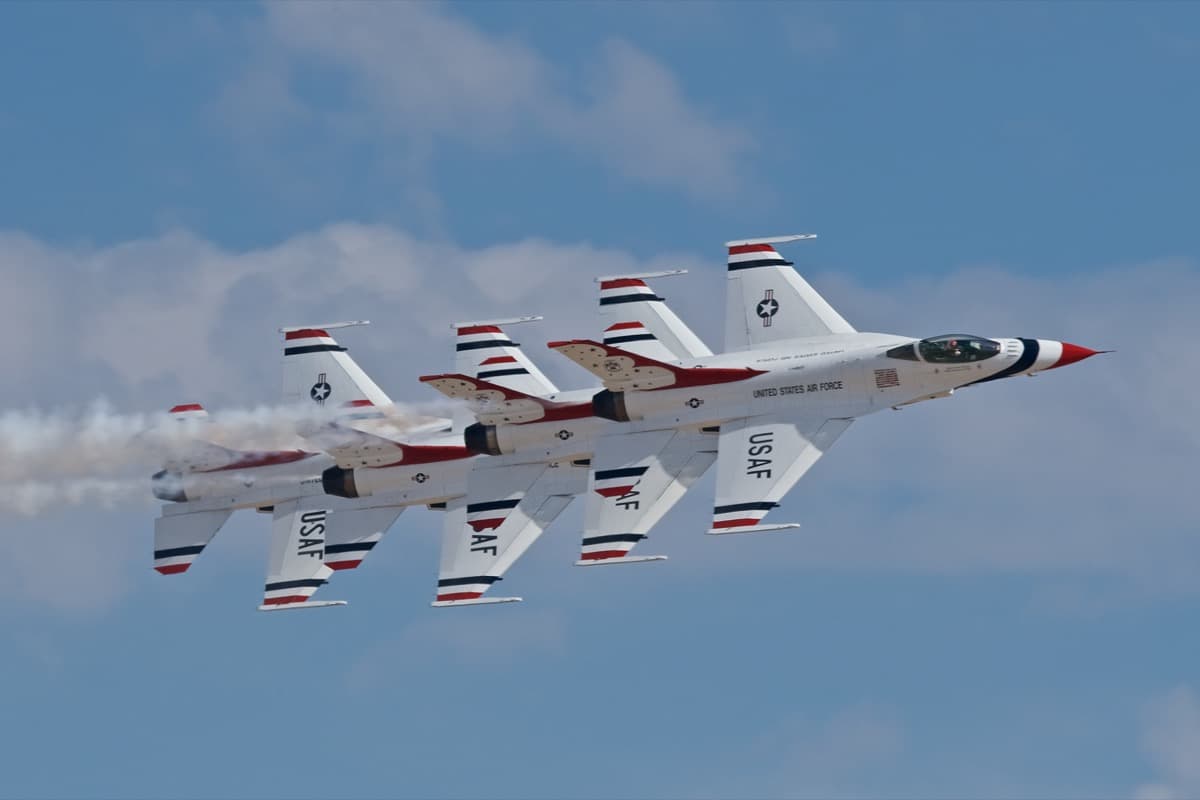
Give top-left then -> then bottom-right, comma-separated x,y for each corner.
1051,342 -> 1103,369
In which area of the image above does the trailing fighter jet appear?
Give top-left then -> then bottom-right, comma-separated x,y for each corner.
426,235 -> 1105,556
150,322 -> 443,610
316,316 -> 590,607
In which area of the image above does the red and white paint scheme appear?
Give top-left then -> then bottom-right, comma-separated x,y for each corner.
446,234 -> 1106,545
419,271 -> 723,570
151,322 -> 454,610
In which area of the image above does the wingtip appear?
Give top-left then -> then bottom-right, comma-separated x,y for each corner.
256,600 -> 348,612
431,596 -> 523,608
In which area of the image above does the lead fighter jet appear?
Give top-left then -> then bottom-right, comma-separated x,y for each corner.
429,235 -> 1105,549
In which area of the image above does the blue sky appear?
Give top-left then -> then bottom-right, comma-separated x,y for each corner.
1,3 -> 1199,798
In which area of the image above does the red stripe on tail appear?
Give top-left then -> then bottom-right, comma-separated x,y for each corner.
285,329 -> 330,340
600,278 -> 647,290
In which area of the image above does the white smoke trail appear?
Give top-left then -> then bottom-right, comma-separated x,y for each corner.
0,478 -> 158,516
0,398 -> 457,515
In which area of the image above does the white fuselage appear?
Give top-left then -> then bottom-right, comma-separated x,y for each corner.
320,333 -> 1073,499
444,333 -> 1068,459
156,430 -> 477,511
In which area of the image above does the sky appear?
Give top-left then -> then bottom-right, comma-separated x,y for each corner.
1,2 -> 1199,798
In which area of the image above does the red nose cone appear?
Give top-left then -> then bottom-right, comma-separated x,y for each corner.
1052,342 -> 1102,369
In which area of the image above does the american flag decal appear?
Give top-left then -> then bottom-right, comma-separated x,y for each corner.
874,368 -> 900,388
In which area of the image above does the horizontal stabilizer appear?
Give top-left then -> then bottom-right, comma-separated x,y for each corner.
574,555 -> 667,567
431,596 -> 523,608
419,373 -> 590,425
257,600 -> 348,612
706,523 -> 801,536
547,339 -> 762,392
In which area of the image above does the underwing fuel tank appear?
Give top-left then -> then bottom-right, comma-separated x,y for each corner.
151,470 -> 187,502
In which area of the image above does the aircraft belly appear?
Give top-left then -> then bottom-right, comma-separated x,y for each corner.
353,460 -> 471,504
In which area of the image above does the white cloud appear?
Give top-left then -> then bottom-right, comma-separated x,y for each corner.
554,39 -> 751,196
1135,685 -> 1200,800
217,2 -> 750,198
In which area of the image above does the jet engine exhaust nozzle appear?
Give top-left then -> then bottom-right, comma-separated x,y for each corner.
322,466 -> 360,499
464,423 -> 503,456
592,389 -> 631,423
151,470 -> 187,502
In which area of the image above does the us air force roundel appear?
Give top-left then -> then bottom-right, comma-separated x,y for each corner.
756,289 -> 779,327
310,372 -> 332,404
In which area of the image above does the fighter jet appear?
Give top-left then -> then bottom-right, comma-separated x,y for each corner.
150,322 -> 453,610
425,235 -> 1104,559
314,316 -> 593,607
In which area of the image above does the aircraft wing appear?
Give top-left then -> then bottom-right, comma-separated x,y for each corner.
708,413 -> 852,534
577,428 -> 718,565
259,499 -> 344,611
322,502 -> 405,572
547,339 -> 763,392
153,506 -> 234,574
433,460 -> 585,607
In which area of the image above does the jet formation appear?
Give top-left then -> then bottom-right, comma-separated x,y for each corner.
150,236 -> 1104,611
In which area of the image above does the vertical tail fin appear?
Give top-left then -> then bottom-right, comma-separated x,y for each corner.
723,235 -> 855,351
597,271 -> 711,361
453,316 -> 558,396
280,321 -> 393,409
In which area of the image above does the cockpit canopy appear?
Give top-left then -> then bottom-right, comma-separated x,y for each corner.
886,334 -> 1001,364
